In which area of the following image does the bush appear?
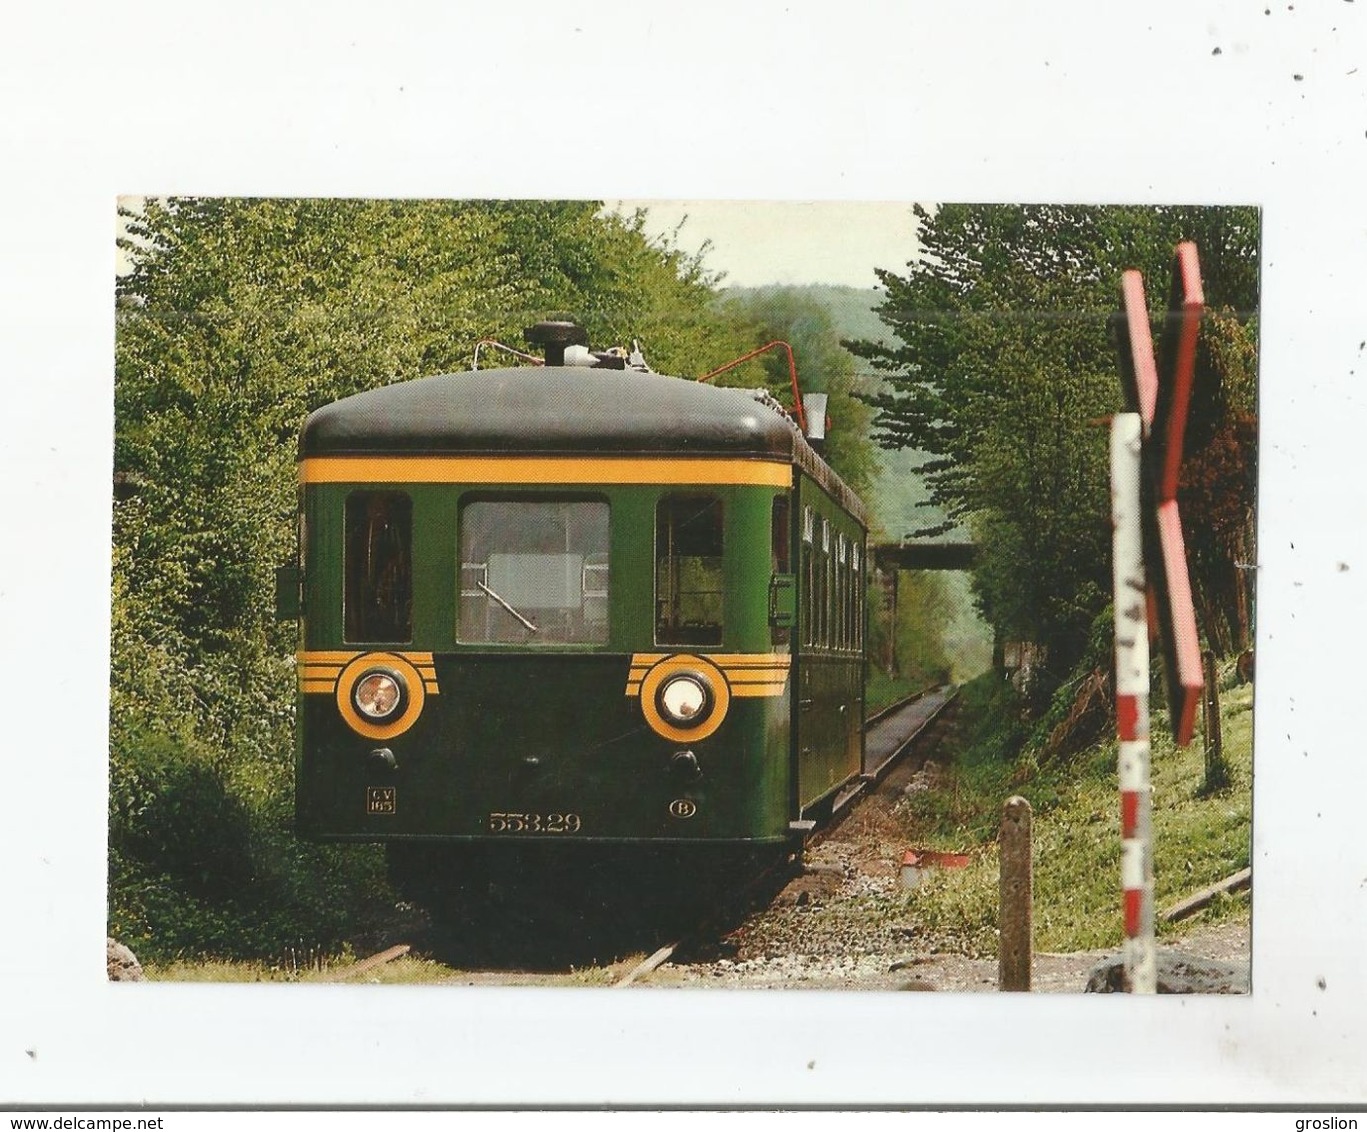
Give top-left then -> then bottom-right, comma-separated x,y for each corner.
111,730 -> 254,902
110,725 -> 396,963
958,671 -> 1029,766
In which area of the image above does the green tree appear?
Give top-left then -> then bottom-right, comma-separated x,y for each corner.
719,286 -> 878,501
851,204 -> 1259,699
111,197 -> 760,958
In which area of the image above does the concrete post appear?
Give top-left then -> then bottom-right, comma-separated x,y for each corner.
886,568 -> 900,677
1201,649 -> 1229,792
999,795 -> 1033,992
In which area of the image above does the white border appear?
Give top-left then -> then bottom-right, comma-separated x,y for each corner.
4,0 -> 1366,1108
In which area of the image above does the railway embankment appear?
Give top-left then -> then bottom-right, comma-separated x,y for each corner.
658,665 -> 1253,991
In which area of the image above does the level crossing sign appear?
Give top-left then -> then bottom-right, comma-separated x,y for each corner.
1108,242 -> 1206,993
1111,242 -> 1205,747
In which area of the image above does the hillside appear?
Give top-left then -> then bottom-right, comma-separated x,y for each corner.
726,282 -> 992,682
725,282 -> 953,541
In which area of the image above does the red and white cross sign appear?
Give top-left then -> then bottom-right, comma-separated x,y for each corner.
1108,242 -> 1207,992
1113,241 -> 1205,746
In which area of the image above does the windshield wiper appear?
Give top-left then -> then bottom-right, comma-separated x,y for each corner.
478,581 -> 539,634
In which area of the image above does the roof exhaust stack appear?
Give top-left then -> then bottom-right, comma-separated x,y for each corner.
802,393 -> 829,454
525,319 -> 588,366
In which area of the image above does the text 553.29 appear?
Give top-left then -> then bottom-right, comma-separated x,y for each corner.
487,812 -> 582,834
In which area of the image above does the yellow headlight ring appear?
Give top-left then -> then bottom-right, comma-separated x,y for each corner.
335,652 -> 426,740
639,654 -> 730,742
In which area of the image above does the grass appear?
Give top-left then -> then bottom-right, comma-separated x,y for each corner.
144,957 -> 344,983
143,954 -> 495,984
144,946 -> 629,985
897,669 -> 1253,954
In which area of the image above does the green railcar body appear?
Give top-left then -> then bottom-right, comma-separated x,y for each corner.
292,360 -> 867,860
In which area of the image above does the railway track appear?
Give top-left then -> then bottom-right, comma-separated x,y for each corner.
330,685 -> 960,987
844,683 -> 958,815
609,684 -> 959,988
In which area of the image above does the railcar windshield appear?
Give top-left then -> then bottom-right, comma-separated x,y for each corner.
656,494 -> 724,646
459,499 -> 610,644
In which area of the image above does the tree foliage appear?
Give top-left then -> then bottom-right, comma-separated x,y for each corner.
111,197 -> 765,958
718,286 -> 878,501
851,204 -> 1259,698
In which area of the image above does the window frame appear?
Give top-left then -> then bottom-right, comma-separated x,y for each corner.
342,489 -> 415,645
653,491 -> 726,648
456,493 -> 612,647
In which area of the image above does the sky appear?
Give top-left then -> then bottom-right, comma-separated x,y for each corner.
610,200 -> 924,289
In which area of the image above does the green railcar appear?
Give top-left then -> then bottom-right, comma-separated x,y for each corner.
286,328 -> 867,910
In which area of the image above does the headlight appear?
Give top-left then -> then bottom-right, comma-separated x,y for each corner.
656,672 -> 713,728
352,668 -> 407,722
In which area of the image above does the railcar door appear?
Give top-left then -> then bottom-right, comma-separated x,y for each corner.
793,477 -> 864,814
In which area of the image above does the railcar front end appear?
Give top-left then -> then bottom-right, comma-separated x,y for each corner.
294,456 -> 797,856
285,335 -> 868,922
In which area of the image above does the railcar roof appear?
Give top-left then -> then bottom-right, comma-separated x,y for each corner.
300,366 -> 867,524
302,366 -> 795,457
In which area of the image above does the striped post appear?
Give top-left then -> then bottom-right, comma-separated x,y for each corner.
1110,413 -> 1156,993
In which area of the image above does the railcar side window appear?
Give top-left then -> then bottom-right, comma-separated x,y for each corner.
831,533 -> 842,650
771,494 -> 792,647
459,499 -> 610,645
801,507 -> 815,647
846,537 -> 856,652
656,494 -> 724,646
853,544 -> 863,650
855,542 -> 865,649
818,517 -> 831,649
344,491 -> 413,643
771,495 -> 791,573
